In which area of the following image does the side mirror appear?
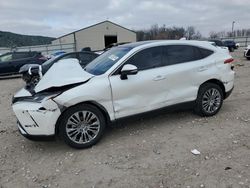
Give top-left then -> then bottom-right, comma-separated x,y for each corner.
120,64 -> 138,80
27,65 -> 43,81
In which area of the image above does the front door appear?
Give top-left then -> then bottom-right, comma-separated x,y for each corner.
109,46 -> 169,119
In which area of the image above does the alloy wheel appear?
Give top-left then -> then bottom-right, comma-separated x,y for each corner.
66,111 -> 100,144
202,88 -> 222,114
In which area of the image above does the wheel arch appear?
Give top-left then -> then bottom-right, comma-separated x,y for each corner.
55,101 -> 111,135
199,79 -> 226,98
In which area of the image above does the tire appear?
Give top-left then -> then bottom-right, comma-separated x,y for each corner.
247,57 -> 250,60
59,104 -> 106,149
229,47 -> 234,52
195,83 -> 223,117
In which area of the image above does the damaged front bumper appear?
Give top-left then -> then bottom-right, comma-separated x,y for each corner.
12,96 -> 61,137
17,121 -> 55,141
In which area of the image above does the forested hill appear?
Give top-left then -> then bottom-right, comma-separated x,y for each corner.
0,31 -> 55,47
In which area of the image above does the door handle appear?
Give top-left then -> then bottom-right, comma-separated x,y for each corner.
153,75 -> 166,81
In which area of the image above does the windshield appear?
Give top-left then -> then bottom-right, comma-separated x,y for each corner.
84,47 -> 131,75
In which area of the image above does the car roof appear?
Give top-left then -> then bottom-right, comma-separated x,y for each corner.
119,41 -> 156,48
119,40 -> 216,51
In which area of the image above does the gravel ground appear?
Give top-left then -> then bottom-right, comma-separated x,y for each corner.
0,49 -> 250,188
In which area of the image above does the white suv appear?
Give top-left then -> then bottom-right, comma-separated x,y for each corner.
12,40 -> 235,148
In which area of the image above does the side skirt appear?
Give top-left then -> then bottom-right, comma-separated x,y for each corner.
110,101 -> 196,126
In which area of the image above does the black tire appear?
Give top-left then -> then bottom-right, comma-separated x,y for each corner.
195,83 -> 223,117
247,57 -> 250,60
59,104 -> 106,149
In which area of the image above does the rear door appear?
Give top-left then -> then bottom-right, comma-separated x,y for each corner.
161,45 -> 214,104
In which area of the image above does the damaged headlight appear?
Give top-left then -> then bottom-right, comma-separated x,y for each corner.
12,92 -> 61,104
32,92 -> 61,102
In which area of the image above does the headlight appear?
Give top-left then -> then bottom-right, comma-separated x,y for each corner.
12,92 -> 61,104
32,92 -> 61,102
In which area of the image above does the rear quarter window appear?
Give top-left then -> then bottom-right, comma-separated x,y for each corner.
198,48 -> 214,58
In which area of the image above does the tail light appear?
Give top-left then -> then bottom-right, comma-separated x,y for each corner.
224,58 -> 234,64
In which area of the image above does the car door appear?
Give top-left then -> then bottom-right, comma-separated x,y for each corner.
10,52 -> 34,73
0,53 -> 14,75
161,45 -> 213,104
109,46 -> 171,119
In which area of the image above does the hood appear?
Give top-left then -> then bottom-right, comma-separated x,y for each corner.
34,58 -> 94,93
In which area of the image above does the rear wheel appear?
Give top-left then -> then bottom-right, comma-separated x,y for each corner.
59,104 -> 106,149
195,83 -> 223,117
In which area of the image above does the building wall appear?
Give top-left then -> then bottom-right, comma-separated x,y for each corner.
51,21 -> 137,51
52,33 -> 74,45
75,22 -> 136,51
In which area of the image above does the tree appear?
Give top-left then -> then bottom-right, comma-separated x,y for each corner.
185,26 -> 195,40
136,25 -> 188,41
209,31 -> 219,39
184,26 -> 202,40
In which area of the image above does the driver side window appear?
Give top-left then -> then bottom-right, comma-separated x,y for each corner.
125,46 -> 163,71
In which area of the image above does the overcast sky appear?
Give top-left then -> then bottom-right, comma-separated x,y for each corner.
0,0 -> 249,37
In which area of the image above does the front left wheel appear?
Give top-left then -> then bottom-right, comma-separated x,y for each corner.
59,104 -> 106,149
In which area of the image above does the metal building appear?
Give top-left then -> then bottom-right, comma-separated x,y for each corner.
51,21 -> 137,51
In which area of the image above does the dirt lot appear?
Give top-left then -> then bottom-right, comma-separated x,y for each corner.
0,49 -> 250,188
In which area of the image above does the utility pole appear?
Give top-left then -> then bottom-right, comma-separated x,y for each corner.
232,21 -> 235,37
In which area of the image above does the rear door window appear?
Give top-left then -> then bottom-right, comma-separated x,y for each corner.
162,45 -> 213,66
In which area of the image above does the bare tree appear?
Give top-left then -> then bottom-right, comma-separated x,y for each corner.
185,26 -> 195,40
136,25 -> 187,41
209,31 -> 219,39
